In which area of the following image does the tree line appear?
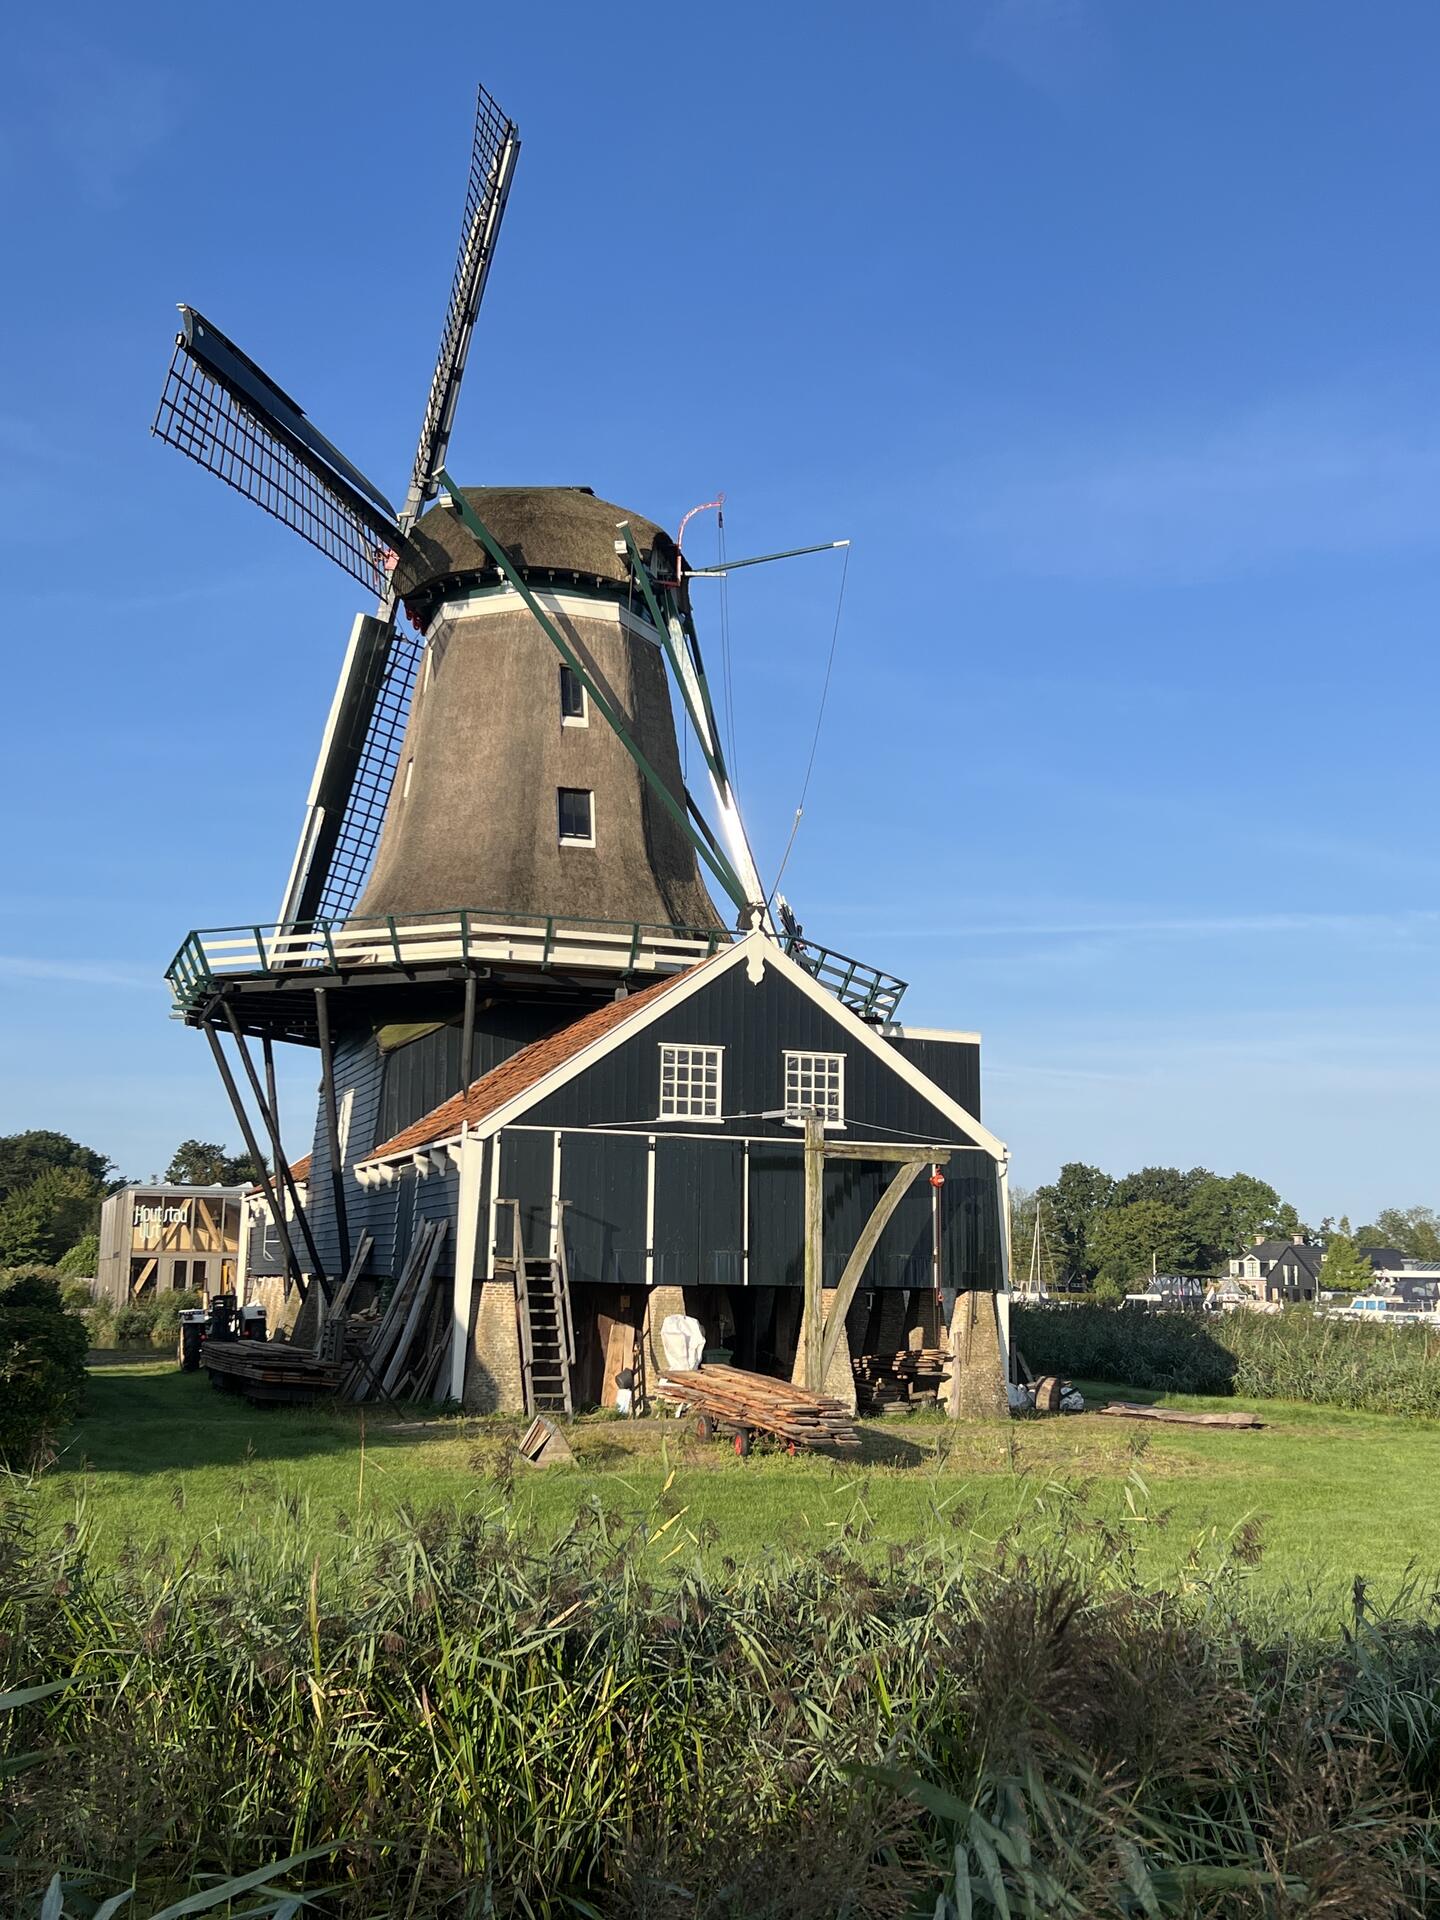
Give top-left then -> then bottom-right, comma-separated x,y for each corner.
0,1131 -> 266,1269
1013,1161 -> 1440,1299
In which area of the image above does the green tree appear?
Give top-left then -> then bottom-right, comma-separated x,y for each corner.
1319,1232 -> 1375,1294
163,1140 -> 266,1186
57,1233 -> 99,1276
1088,1199 -> 1206,1290
1186,1172 -> 1293,1267
1110,1166 -> 1210,1213
0,1167 -> 102,1266
0,1130 -> 113,1206
1352,1206 -> 1440,1261
1033,1163 -> 1114,1282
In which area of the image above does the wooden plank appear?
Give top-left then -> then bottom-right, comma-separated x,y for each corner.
351,1223 -> 437,1403
819,1162 -> 925,1382
379,1221 -> 448,1395
1097,1401 -> 1263,1430
317,1229 -> 374,1355
821,1144 -> 952,1165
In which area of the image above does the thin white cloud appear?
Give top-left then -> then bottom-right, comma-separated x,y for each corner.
954,392 -> 1440,582
973,0 -> 1106,100
10,29 -> 179,210
823,909 -> 1440,942
0,954 -> 159,991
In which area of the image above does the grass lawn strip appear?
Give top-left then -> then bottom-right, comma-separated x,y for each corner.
38,1361 -> 1440,1603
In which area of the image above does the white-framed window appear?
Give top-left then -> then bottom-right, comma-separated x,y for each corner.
559,663 -> 588,726
658,1043 -> 723,1122
557,787 -> 595,845
784,1050 -> 845,1127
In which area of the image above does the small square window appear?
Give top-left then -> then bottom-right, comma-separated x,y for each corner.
558,788 -> 595,845
559,663 -> 588,724
784,1050 -> 845,1127
658,1043 -> 723,1121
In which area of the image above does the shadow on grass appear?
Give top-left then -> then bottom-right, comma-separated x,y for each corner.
55,1364 -> 453,1483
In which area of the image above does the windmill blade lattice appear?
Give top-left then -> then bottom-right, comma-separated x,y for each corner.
306,621 -> 426,925
287,86 -> 519,927
406,83 -> 520,512
153,311 -> 402,597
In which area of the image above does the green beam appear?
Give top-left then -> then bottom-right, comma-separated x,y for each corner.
619,525 -> 732,798
684,539 -> 848,577
436,471 -> 750,916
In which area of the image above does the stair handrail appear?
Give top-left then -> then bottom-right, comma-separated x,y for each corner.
554,1200 -> 577,1368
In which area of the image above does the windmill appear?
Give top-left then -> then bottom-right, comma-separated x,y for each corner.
152,80 -> 907,1301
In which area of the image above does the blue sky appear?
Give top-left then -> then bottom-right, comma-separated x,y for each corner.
1,1 -> 1435,1221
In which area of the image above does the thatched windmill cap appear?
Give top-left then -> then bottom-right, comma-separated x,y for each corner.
395,486 -> 680,621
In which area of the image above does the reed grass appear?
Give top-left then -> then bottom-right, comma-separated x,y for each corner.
1014,1302 -> 1440,1415
4,1466 -> 1438,1918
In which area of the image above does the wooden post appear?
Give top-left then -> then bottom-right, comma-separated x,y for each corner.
220,1001 -> 328,1290
460,969 -> 477,1095
314,987 -> 352,1276
803,1112 -> 824,1391
200,1017 -> 305,1300
818,1159 -> 931,1381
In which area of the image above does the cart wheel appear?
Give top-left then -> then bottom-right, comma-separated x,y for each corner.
695,1413 -> 715,1440
734,1428 -> 751,1458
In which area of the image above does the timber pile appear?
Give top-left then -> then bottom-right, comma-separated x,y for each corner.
655,1364 -> 861,1454
1098,1401 -> 1264,1430
852,1348 -> 946,1413
202,1341 -> 343,1405
338,1220 -> 450,1403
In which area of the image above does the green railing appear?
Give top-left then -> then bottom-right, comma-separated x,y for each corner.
164,908 -> 908,1022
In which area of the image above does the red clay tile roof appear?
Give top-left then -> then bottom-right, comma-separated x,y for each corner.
365,969 -> 697,1162
248,1154 -> 311,1194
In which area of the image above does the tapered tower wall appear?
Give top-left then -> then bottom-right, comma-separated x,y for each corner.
356,484 -> 724,933
355,592 -> 721,928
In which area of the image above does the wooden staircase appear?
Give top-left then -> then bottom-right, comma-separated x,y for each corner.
496,1199 -> 576,1415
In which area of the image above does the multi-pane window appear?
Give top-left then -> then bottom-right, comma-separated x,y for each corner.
557,787 -> 595,844
559,663 -> 588,724
659,1043 -> 723,1121
784,1050 -> 845,1126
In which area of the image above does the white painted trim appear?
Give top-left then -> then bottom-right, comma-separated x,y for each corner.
487,1131 -> 502,1277
657,1040 -> 724,1123
998,1159 -> 1014,1293
781,1048 -> 846,1129
550,1131 -> 562,1259
559,662 -> 589,728
449,1130 -> 484,1403
428,584 -> 663,649
742,1141 -> 750,1285
644,1136 -> 656,1286
557,786 -> 596,848
881,1024 -> 982,1045
359,933 -> 1006,1166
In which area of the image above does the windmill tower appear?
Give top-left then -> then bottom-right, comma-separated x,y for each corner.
150,82 -> 910,1320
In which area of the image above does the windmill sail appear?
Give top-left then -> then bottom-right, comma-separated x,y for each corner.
153,308 -> 403,596
278,85 -> 520,929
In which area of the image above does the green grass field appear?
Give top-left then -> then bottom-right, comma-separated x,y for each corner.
36,1361 -> 1440,1604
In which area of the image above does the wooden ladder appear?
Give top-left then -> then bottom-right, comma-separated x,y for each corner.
497,1199 -> 576,1416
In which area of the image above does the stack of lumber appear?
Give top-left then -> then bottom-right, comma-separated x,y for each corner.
852,1347 -> 947,1412
202,1340 -> 343,1405
655,1364 -> 861,1454
335,1220 -> 451,1403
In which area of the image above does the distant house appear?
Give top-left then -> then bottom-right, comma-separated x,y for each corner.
1228,1236 -> 1406,1305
